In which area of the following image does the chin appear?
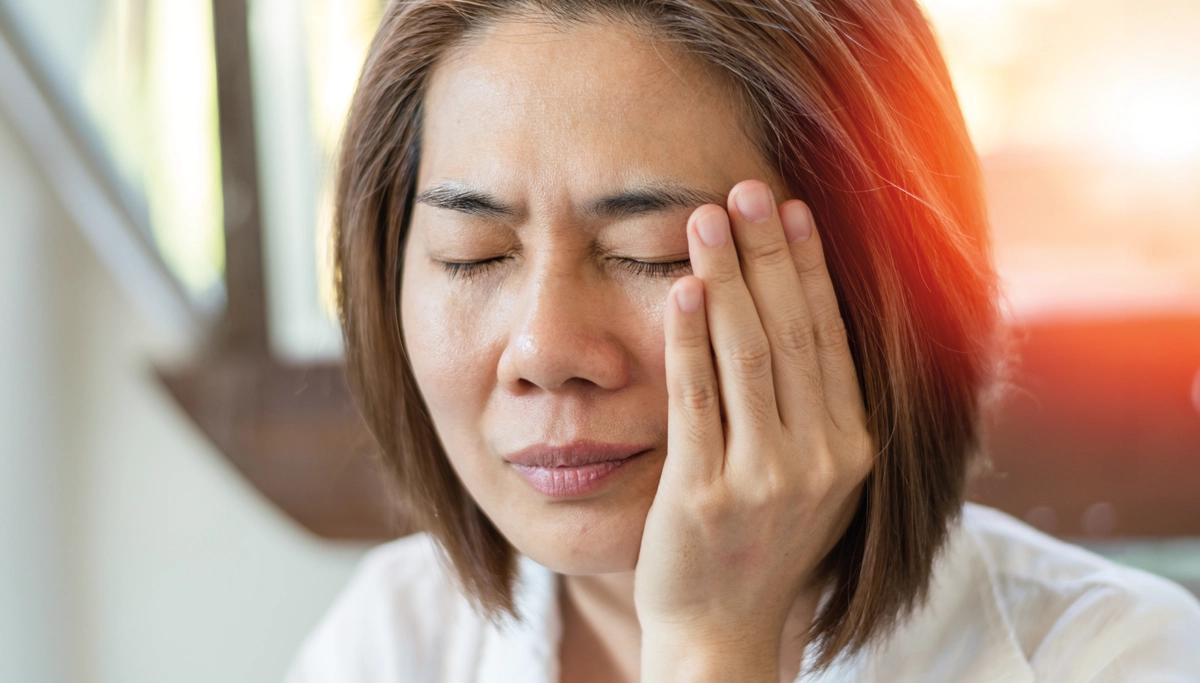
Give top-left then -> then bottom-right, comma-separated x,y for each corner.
519,513 -> 645,575
497,485 -> 656,576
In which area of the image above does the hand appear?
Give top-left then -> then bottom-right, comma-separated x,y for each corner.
635,180 -> 875,682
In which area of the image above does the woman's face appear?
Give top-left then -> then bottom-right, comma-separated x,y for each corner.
401,17 -> 790,575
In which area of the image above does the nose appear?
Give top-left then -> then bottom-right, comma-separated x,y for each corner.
496,270 -> 632,394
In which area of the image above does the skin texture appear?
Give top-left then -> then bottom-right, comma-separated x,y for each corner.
401,16 -> 873,683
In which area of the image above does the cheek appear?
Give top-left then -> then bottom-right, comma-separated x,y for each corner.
400,266 -> 504,439
623,282 -> 671,387
400,267 -> 677,572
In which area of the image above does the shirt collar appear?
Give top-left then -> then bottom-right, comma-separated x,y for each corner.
477,554 -> 562,683
477,508 -> 1036,683
854,509 -> 1037,683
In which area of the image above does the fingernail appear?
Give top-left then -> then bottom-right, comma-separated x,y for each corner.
781,202 -> 813,243
734,182 -> 773,223
695,209 -> 729,248
675,283 -> 703,313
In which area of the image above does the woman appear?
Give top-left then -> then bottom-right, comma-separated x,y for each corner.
286,1 -> 1200,681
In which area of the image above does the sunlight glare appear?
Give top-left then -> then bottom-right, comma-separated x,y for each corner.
1104,75 -> 1200,164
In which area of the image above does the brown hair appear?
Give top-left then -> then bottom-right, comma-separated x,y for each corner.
335,0 -> 1002,670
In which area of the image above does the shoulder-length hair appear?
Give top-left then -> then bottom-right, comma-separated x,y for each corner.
335,0 -> 1003,670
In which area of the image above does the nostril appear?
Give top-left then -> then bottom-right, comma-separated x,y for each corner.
497,326 -> 631,393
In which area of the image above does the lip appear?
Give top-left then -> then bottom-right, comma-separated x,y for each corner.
504,441 -> 652,498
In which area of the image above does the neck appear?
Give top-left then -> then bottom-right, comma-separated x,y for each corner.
558,572 -> 821,683
560,571 -> 641,683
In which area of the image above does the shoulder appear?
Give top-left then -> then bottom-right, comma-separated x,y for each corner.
960,503 -> 1200,681
863,504 -> 1200,682
282,533 -> 482,683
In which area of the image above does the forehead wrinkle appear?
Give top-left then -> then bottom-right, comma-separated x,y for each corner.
416,17 -> 772,231
413,179 -> 726,225
582,182 -> 726,220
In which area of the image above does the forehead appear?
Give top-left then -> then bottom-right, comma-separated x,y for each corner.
417,16 -> 767,197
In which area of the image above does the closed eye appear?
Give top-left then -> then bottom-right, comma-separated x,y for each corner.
437,256 -> 692,281
438,256 -> 509,280
618,258 -> 692,278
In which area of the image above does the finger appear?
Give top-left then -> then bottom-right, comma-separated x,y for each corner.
687,204 -> 779,450
727,180 -> 824,433
779,200 -> 866,434
663,276 -> 725,486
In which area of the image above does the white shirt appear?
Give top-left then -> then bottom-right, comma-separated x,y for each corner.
284,503 -> 1200,682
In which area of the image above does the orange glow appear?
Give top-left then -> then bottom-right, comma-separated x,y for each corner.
920,0 -> 1200,319
1192,368 -> 1200,416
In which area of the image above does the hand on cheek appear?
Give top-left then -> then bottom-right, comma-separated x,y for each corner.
635,180 -> 875,682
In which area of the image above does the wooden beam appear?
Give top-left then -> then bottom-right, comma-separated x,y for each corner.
211,0 -> 268,352
158,359 -> 414,540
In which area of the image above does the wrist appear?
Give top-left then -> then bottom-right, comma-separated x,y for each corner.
640,627 -> 780,683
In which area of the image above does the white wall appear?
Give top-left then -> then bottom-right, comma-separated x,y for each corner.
0,84 -> 75,683
0,109 -> 367,683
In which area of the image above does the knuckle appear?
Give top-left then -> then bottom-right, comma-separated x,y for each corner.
676,378 -> 720,414
748,461 -> 791,506
724,337 -> 773,382
742,239 -> 792,270
813,314 -> 850,352
703,265 -> 742,288
805,455 -> 840,495
771,315 -> 817,360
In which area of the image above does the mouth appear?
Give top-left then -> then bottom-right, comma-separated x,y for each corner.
504,441 -> 653,498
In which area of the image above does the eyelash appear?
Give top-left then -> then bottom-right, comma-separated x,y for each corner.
439,257 -> 508,280
437,257 -> 692,280
620,258 -> 692,278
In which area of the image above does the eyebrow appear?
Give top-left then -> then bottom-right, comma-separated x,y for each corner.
413,183 -> 514,220
413,181 -> 727,221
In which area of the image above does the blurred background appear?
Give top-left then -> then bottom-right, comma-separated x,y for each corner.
0,0 -> 1197,681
